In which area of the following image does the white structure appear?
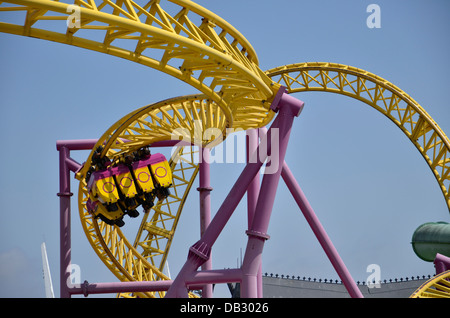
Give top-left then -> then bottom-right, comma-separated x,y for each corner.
41,242 -> 55,298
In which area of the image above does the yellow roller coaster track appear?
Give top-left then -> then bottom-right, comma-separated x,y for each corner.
266,63 -> 450,213
410,270 -> 450,298
1,1 -> 449,299
0,0 -> 281,130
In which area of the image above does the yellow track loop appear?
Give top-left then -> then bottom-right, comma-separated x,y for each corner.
0,0 -> 281,129
266,62 -> 450,214
78,95 -> 228,297
410,270 -> 450,298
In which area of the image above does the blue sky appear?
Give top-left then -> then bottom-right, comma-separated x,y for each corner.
0,0 -> 449,298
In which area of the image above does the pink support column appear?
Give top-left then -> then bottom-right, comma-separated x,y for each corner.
434,253 -> 450,274
56,139 -> 96,298
253,127 -> 363,299
57,145 -> 72,298
69,280 -> 173,296
240,93 -> 304,298
246,128 -> 260,225
246,128 -> 262,297
198,147 -> 213,297
281,162 -> 363,298
66,269 -> 244,296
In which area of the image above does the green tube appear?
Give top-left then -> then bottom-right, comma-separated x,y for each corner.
411,222 -> 450,262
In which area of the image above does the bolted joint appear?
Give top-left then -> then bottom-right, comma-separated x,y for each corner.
196,186 -> 213,192
278,93 -> 305,117
269,86 -> 287,113
270,86 -> 305,117
57,192 -> 73,197
82,280 -> 89,297
246,229 -> 270,241
188,241 -> 211,267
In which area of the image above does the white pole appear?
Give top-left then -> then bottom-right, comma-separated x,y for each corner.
164,261 -> 171,280
41,242 -> 55,298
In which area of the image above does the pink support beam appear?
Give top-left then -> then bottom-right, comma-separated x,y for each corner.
198,147 -> 213,297
56,139 -> 98,151
66,268 -> 244,297
246,128 -> 262,297
246,128 -> 260,227
255,128 -> 363,298
434,253 -> 450,274
240,93 -> 303,298
68,280 -> 173,297
57,145 -> 72,298
187,268 -> 243,287
281,162 -> 363,298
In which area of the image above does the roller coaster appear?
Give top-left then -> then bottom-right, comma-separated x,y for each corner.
1,0 -> 449,298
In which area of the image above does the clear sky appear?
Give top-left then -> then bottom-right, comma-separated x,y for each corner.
0,0 -> 449,298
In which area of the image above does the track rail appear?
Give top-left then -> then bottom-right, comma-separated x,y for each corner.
266,63 -> 450,213
410,270 -> 450,298
0,0 -> 281,129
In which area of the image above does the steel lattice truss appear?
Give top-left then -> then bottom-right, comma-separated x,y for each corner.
266,63 -> 450,213
410,270 -> 450,298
